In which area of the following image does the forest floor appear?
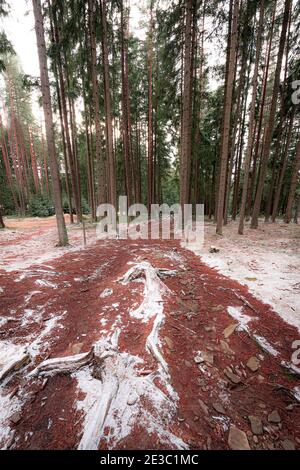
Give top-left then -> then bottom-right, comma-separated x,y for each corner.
0,216 -> 299,450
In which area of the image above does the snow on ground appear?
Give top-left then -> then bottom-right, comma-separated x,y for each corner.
0,216 -> 97,272
187,219 -> 300,332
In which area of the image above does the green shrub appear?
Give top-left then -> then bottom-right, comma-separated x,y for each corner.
28,194 -> 55,217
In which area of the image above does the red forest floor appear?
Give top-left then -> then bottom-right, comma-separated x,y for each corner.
0,220 -> 299,450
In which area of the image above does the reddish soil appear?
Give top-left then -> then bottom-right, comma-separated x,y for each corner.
0,219 -> 299,450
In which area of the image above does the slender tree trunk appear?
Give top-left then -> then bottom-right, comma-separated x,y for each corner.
272,112 -> 294,221
100,0 -> 116,208
88,0 -> 106,204
147,1 -> 154,211
180,0 -> 194,208
51,2 -> 82,223
121,0 -> 133,207
251,0 -> 291,229
32,0 -> 68,246
216,0 -> 239,235
249,2 -> 277,214
0,206 -> 5,229
284,139 -> 300,223
238,1 -> 264,234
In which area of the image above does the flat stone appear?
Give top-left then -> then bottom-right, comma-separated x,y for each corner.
268,410 -> 281,424
220,340 -> 235,356
198,398 -> 209,415
281,439 -> 295,450
184,360 -> 192,368
194,351 -> 214,365
164,336 -> 174,350
248,415 -> 263,435
9,412 -> 21,425
224,369 -> 242,384
228,425 -> 251,450
127,391 -> 139,406
71,342 -> 84,354
223,323 -> 238,339
246,356 -> 260,372
213,402 -> 226,414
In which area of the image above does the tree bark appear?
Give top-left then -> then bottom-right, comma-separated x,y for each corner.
251,0 -> 291,229
284,139 -> 300,223
216,0 -> 239,235
180,0 -> 194,208
238,1 -> 264,234
147,0 -> 154,211
100,0 -> 116,208
32,0 -> 68,246
88,0 -> 106,205
121,0 -> 133,207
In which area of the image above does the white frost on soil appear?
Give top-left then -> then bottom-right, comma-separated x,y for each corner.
227,306 -> 257,333
0,389 -> 22,449
253,334 -> 279,357
0,341 -> 29,381
186,220 -> 300,332
75,331 -> 186,450
100,288 -> 113,298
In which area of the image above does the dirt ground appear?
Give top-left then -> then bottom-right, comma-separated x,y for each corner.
0,216 -> 299,450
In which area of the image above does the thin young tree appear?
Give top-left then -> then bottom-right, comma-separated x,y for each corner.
238,1 -> 265,235
216,0 -> 239,235
284,139 -> 300,223
251,0 -> 292,229
32,0 -> 68,246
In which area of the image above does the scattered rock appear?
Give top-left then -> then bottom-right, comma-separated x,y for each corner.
220,340 -> 235,356
213,402 -> 226,414
257,375 -> 265,384
211,305 -> 224,312
281,439 -> 295,450
228,425 -> 251,450
224,369 -> 242,384
253,435 -> 258,444
127,391 -> 139,406
248,415 -> 263,435
71,343 -> 84,354
164,336 -> 174,350
223,323 -> 238,339
246,356 -> 260,372
184,360 -> 192,368
195,351 -> 214,365
268,410 -> 281,424
209,246 -> 220,253
10,411 -> 21,425
198,399 -> 209,415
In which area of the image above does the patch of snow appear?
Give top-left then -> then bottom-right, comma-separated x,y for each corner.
35,280 -> 58,289
227,306 -> 257,333
186,221 -> 300,332
0,341 -> 29,381
253,334 -> 279,357
100,288 -> 113,298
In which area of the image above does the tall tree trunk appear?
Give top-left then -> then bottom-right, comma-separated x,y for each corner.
32,0 -> 68,246
216,0 -> 239,235
100,0 -> 116,208
180,0 -> 194,208
51,2 -> 82,223
88,0 -> 106,205
121,0 -> 133,207
0,206 -> 5,229
271,112 -> 294,221
284,139 -> 300,223
248,1 -> 277,214
238,1 -> 264,234
147,0 -> 154,211
251,0 -> 291,229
